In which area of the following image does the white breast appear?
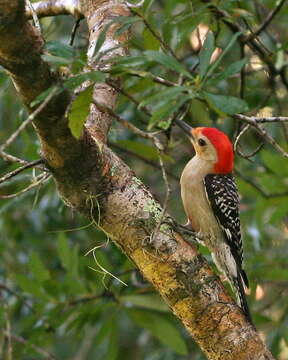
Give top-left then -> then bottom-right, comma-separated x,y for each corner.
180,155 -> 222,247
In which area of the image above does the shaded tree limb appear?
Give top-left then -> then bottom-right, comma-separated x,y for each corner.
25,0 -> 82,19
0,0 -> 275,359
3,331 -> 58,360
0,159 -> 45,185
245,0 -> 287,42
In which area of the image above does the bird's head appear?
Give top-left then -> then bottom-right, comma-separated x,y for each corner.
176,120 -> 234,174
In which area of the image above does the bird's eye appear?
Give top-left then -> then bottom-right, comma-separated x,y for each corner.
198,138 -> 206,146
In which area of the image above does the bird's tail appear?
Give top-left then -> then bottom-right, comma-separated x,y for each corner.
232,270 -> 253,325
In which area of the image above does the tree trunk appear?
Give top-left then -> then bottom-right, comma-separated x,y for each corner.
0,0 -> 275,359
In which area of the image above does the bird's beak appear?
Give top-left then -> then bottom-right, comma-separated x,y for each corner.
175,119 -> 195,141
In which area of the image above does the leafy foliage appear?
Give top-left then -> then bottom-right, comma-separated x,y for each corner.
1,0 -> 288,359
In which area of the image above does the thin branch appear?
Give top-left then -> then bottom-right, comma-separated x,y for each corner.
105,79 -> 151,117
4,303 -> 12,360
0,283 -> 34,312
0,173 -> 51,199
234,124 -> 265,160
233,114 -> 288,158
0,87 -> 59,152
152,148 -> 172,241
0,159 -> 45,185
109,69 -> 178,87
129,8 -> 179,61
235,114 -> 288,123
245,0 -> 287,42
92,100 -> 164,149
111,142 -> 179,181
69,18 -> 81,46
205,3 -> 279,79
3,331 -> 57,360
25,0 -> 82,19
26,0 -> 41,32
0,151 -> 29,165
234,124 -> 252,159
125,0 -> 145,8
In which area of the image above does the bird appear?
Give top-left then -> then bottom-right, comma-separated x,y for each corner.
176,119 -> 252,323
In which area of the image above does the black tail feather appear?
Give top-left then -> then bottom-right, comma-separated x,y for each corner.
233,272 -> 253,325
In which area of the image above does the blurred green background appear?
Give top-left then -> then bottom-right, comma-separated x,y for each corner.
1,0 -> 288,359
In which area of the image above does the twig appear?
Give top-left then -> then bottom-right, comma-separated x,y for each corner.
0,151 -> 29,165
151,148 -> 172,241
25,0 -> 82,19
0,283 -> 34,312
0,87 -> 59,152
4,303 -> 12,360
233,114 -> 288,158
115,69 -> 178,87
0,159 -> 45,185
234,124 -> 251,157
243,142 -> 265,158
245,0 -> 287,42
105,79 -> 151,117
125,0 -> 144,8
3,331 -> 57,360
93,100 -> 164,149
206,3 -> 279,79
234,114 -> 288,123
240,46 -> 246,99
236,0 -> 272,56
26,0 -> 41,32
129,8 -> 179,61
69,18 -> 81,46
234,124 -> 264,160
0,173 -> 51,199
110,142 -> 179,181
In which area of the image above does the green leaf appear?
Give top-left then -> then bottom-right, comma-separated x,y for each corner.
116,140 -> 174,163
203,32 -> 242,82
42,54 -> 72,66
57,233 -> 71,270
127,309 -> 188,355
45,41 -> 75,59
149,94 -> 191,130
31,72 -> 104,107
209,58 -> 247,84
113,56 -> 150,70
120,294 -> 169,312
29,252 -> 50,282
15,274 -> 48,300
115,16 -> 140,36
199,31 -> 215,80
139,86 -> 188,108
143,28 -> 160,50
63,71 -> 105,90
106,323 -> 119,360
92,16 -> 139,60
204,92 -> 249,115
68,85 -> 93,138
144,50 -> 193,79
30,85 -> 60,107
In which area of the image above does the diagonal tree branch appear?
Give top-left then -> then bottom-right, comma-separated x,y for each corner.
245,0 -> 287,42
25,0 -> 82,19
0,0 -> 275,359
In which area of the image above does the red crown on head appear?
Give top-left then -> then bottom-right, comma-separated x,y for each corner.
201,127 -> 234,174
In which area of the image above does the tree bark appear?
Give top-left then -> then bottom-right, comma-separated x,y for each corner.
0,0 -> 275,359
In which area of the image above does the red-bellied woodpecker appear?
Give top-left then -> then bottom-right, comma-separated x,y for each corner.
176,119 -> 252,323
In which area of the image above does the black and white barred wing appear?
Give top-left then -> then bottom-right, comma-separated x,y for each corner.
203,173 -> 243,268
